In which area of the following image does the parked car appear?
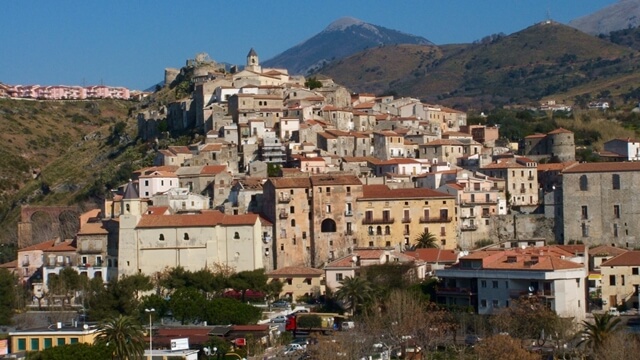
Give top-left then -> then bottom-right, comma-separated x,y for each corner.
289,338 -> 308,348
283,343 -> 305,355
272,300 -> 290,308
609,308 -> 621,317
270,315 -> 288,323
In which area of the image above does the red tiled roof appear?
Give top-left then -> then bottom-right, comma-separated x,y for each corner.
590,245 -> 628,257
0,260 -> 17,268
200,165 -> 227,175
268,177 -> 311,189
268,266 -> 324,276
600,251 -> 640,266
310,174 -> 362,186
524,133 -> 546,139
19,239 -> 58,252
562,162 -> 640,173
42,240 -> 76,253
547,127 -> 573,135
136,211 -> 263,228
405,249 -> 458,263
360,185 -> 453,200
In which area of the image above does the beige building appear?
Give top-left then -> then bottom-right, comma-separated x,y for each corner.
480,156 -> 539,207
600,251 -> 640,311
118,182 -> 273,276
356,185 -> 458,250
267,266 -> 325,300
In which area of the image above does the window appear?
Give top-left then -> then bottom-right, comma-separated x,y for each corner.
613,174 -> 621,189
492,300 -> 499,308
17,338 -> 26,351
183,233 -> 189,240
481,280 -> 487,288
326,204 -> 332,213
480,299 -> 487,308
582,223 -> 589,237
44,338 -> 52,349
291,219 -> 296,227
290,206 -> 295,213
336,273 -> 343,281
610,275 -> 616,286
614,205 -> 620,218
614,223 -> 619,237
492,281 -> 498,289
321,219 -> 337,232
368,226 -> 374,235
633,268 -> 639,275
31,338 -> 40,351
57,338 -> 65,346
234,232 -> 240,239
579,175 -> 588,191
581,206 -> 588,220
622,275 -> 626,286
302,231 -> 307,239
376,226 -> 382,235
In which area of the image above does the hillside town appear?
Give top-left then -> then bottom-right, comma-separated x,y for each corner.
3,49 -> 640,359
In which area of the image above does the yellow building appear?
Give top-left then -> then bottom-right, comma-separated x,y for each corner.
267,266 -> 325,300
356,185 -> 458,250
9,325 -> 98,354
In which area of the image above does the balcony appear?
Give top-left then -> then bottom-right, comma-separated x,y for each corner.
520,189 -> 526,194
279,211 -> 289,219
401,217 -> 412,223
461,225 -> 478,231
403,230 -> 410,235
344,230 -> 353,236
362,217 -> 395,225
509,289 -> 554,299
419,216 -> 453,223
278,194 -> 291,203
436,287 -> 477,296
21,260 -> 29,267
461,200 -> 498,206
460,214 -> 476,219
440,231 -> 447,236
482,213 -> 491,218
527,176 -> 535,181
344,210 -> 353,217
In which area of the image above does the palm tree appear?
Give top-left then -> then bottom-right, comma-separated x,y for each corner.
94,315 -> 146,360
578,312 -> 621,351
414,230 -> 439,249
335,276 -> 374,315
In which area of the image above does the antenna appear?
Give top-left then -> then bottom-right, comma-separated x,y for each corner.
545,8 -> 551,24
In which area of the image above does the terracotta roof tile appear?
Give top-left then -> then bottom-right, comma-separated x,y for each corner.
562,162 -> 640,173
43,240 -> 76,253
267,266 -> 324,276
360,185 -> 453,200
310,174 -> 362,186
200,165 -> 227,175
590,245 -> 628,257
547,127 -> 573,135
405,249 -> 458,263
268,177 -> 311,189
600,251 -> 640,266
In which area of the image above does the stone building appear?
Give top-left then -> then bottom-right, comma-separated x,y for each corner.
599,251 -> 640,311
480,156 -> 539,208
562,162 -> 640,247
523,128 -> 575,162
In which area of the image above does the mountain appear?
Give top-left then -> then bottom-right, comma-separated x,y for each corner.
262,17 -> 433,75
317,21 -> 640,109
569,0 -> 640,35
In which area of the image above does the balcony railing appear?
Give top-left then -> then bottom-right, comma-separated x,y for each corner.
520,189 -> 526,194
527,176 -> 535,180
460,214 -> 476,219
461,225 -> 478,231
461,200 -> 498,206
345,230 -> 353,236
362,217 -> 395,225
419,216 -> 453,223
436,287 -> 477,296
279,212 -> 289,219
482,213 -> 491,218
401,217 -> 412,223
509,289 -> 554,299
344,210 -> 353,217
440,231 -> 446,236
278,195 -> 291,203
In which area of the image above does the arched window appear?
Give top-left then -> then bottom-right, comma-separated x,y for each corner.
376,226 -> 382,235
579,175 -> 588,191
183,233 -> 189,240
125,204 -> 130,213
291,219 -> 296,227
368,226 -> 374,235
385,226 -> 391,235
234,232 -> 240,239
321,219 -> 337,233
159,234 -> 165,241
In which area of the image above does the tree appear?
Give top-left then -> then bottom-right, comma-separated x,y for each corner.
335,276 -> 374,315
204,297 -> 262,325
304,77 -> 322,90
0,268 -> 16,324
227,269 -> 269,302
94,315 -> 146,360
491,296 -> 560,342
414,230 -> 438,249
474,334 -> 539,360
578,312 -> 622,351
48,267 -> 85,307
168,287 -> 206,325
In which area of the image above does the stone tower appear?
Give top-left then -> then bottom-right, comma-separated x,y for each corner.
246,48 -> 261,73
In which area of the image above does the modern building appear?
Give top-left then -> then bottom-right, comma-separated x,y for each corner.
9,324 -> 99,355
436,246 -> 586,320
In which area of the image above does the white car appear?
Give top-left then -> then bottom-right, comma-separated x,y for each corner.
608,308 -> 621,317
270,315 -> 288,323
283,343 -> 305,355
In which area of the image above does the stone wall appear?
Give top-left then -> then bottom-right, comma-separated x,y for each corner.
489,213 -> 556,244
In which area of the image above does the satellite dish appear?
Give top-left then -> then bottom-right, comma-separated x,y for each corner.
528,286 -> 535,293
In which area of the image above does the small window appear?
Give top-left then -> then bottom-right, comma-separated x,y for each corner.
610,275 -> 616,286
480,299 -> 487,308
183,233 -> 189,240
579,175 -> 588,191
18,338 -> 26,351
492,281 -> 498,289
633,268 -> 639,275
159,234 -> 165,241
613,174 -> 621,189
234,232 -> 240,239
336,273 -> 343,281
481,280 -> 487,288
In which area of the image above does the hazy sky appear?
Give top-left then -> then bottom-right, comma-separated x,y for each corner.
0,0 -> 619,90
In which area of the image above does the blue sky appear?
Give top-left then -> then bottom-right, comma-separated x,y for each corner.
0,0 -> 618,90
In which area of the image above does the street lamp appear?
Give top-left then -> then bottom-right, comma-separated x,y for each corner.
145,308 -> 155,359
